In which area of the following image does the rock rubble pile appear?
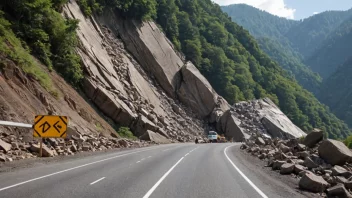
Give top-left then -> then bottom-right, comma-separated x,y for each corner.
241,129 -> 352,197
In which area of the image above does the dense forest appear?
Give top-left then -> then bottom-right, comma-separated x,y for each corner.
305,16 -> 352,78
319,57 -> 352,128
221,4 -> 323,94
0,0 -> 351,138
257,37 -> 322,94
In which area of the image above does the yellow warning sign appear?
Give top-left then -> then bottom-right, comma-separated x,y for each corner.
33,115 -> 68,138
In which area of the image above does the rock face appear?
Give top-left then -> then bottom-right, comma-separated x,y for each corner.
303,128 -> 324,148
63,1 -> 206,142
140,130 -> 171,144
318,139 -> 352,165
177,62 -> 229,118
218,110 -> 248,141
299,172 -> 329,193
218,98 -> 305,141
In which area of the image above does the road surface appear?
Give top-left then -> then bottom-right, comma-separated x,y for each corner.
0,143 -> 305,198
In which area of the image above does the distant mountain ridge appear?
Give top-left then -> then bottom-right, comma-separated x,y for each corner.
222,4 -> 352,128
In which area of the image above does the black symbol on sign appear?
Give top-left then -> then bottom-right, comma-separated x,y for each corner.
39,121 -> 51,133
53,121 -> 62,133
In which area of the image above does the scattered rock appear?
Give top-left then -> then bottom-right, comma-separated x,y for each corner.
0,139 -> 12,153
299,172 -> 329,193
272,160 -> 286,170
318,139 -> 352,165
303,128 -> 323,148
304,157 -> 319,169
30,144 -> 56,157
280,163 -> 294,174
255,137 -> 265,145
326,183 -> 352,198
118,139 -> 129,147
294,164 -> 306,175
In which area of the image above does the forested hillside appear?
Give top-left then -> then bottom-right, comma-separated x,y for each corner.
221,4 -> 298,41
305,16 -> 352,78
0,0 -> 350,138
257,37 -> 322,93
221,3 -> 352,135
319,57 -> 352,128
221,4 -> 322,93
286,10 -> 352,58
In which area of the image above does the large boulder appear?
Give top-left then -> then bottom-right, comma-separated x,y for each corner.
140,130 -> 171,144
326,183 -> 352,198
259,98 -> 306,139
218,110 -> 248,142
0,139 -> 11,153
299,172 -> 329,193
83,80 -> 137,127
303,128 -> 324,148
318,139 -> 352,165
280,163 -> 295,174
132,115 -> 159,137
177,62 -> 218,118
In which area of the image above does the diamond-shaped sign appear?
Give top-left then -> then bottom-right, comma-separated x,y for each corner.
33,115 -> 68,138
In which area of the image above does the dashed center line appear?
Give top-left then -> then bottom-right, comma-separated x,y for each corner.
90,177 -> 105,185
162,149 -> 170,152
141,158 -> 145,161
147,156 -> 152,158
136,161 -> 141,163
185,153 -> 189,156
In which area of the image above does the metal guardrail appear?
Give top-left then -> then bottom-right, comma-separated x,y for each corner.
0,121 -> 32,128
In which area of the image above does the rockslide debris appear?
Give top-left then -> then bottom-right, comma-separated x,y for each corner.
240,129 -> 352,197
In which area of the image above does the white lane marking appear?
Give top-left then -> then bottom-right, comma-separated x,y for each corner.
185,153 -> 189,156
162,149 -> 170,152
143,157 -> 184,198
189,147 -> 198,153
136,161 -> 141,163
90,177 -> 105,185
141,158 -> 145,161
147,156 -> 152,158
0,146 -> 161,192
224,146 -> 268,198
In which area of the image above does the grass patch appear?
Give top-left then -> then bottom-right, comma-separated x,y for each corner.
0,15 -> 53,91
95,122 -> 103,132
116,127 -> 137,140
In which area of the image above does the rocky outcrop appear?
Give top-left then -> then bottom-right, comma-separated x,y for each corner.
177,62 -> 228,118
140,130 -> 171,144
217,98 -> 305,141
98,10 -> 183,98
218,110 -> 248,142
318,139 -> 352,165
63,1 -> 205,142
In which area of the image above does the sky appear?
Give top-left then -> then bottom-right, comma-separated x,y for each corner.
214,0 -> 352,20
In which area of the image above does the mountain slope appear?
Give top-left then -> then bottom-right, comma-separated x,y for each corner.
319,57 -> 352,128
1,0 -> 351,140
257,37 -> 322,93
286,10 -> 352,58
221,4 -> 322,94
221,4 -> 298,41
305,16 -> 352,78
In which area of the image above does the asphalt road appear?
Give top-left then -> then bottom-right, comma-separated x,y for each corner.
0,143 -> 305,198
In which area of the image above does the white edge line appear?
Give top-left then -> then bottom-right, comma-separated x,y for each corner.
143,157 -> 184,198
224,146 -> 268,198
90,177 -> 105,185
0,147 -> 158,192
185,153 -> 189,156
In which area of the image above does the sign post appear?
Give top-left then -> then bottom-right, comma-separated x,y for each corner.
33,115 -> 68,158
39,138 -> 43,157
0,115 -> 68,158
